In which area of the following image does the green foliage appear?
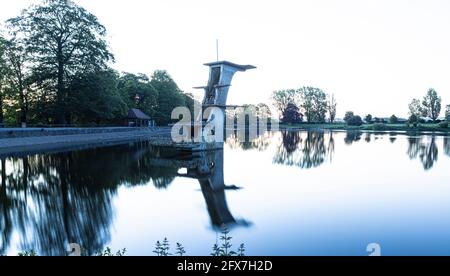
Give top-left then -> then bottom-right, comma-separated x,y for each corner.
68,69 -> 127,125
0,36 -> 9,123
1,38 -> 30,125
151,70 -> 186,126
153,238 -> 172,256
390,115 -> 398,124
18,250 -> 38,256
409,114 -> 420,127
118,73 -> 158,118
271,89 -> 299,115
96,247 -> 127,256
6,0 -> 114,124
409,98 -> 424,118
365,114 -> 373,124
439,121 -> 448,129
237,244 -> 246,257
298,87 -> 328,123
211,244 -> 221,257
372,123 -> 388,131
344,111 -> 363,126
210,227 -> 245,257
282,102 -> 303,124
422,88 -> 441,121
272,88 -> 332,123
176,243 -> 186,257
327,94 -> 337,123
344,111 -> 355,123
347,115 -> 363,126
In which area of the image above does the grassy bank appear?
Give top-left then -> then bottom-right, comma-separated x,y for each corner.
279,123 -> 450,133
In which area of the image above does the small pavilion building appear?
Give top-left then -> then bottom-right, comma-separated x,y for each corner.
127,108 -> 153,127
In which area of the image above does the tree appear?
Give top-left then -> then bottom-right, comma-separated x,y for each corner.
183,93 -> 198,119
118,73 -> 159,118
7,0 -> 114,124
0,36 -> 9,124
327,94 -> 337,123
271,89 -> 299,117
347,115 -> 363,126
365,114 -> 373,124
390,115 -> 398,124
344,111 -> 355,123
445,105 -> 450,121
67,69 -> 126,125
3,38 -> 30,126
298,87 -> 328,123
409,114 -> 419,127
282,102 -> 303,124
422,88 -> 441,122
150,70 -> 186,126
409,98 -> 424,118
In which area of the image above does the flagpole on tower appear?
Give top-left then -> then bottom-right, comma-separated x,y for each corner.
216,39 -> 219,61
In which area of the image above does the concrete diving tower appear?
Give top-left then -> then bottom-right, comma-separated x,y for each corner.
195,61 -> 256,108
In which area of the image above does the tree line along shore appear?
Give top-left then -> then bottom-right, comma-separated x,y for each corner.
1,0 -> 449,133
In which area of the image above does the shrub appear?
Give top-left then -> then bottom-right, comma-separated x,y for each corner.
344,111 -> 355,123
390,115 -> 398,124
439,121 -> 448,129
364,114 -> 373,124
347,115 -> 363,126
409,114 -> 419,127
372,123 -> 388,131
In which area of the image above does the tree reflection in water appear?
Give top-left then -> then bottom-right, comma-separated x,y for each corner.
0,142 -> 250,255
0,143 -> 179,256
445,137 -> 450,157
407,136 -> 439,170
344,131 -> 362,144
226,130 -> 273,152
273,131 -> 335,169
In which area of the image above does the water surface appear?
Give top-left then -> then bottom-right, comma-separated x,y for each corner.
1,131 -> 450,256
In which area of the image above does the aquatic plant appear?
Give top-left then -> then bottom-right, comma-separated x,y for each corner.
96,247 -> 127,256
210,227 -> 246,257
18,250 -> 38,256
176,243 -> 186,257
153,238 -> 172,256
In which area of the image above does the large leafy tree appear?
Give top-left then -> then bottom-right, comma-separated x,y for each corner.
118,73 -> 159,118
298,87 -> 328,123
67,69 -> 127,125
0,36 -> 9,124
7,0 -> 114,124
3,38 -> 30,126
271,89 -> 299,117
327,94 -> 337,123
422,88 -> 441,122
408,98 -> 423,117
150,70 -> 186,125
282,102 -> 303,124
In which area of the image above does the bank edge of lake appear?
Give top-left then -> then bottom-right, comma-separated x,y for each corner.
0,127 -> 174,158
279,123 -> 450,134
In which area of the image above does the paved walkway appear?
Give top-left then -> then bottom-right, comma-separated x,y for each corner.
0,128 -> 173,157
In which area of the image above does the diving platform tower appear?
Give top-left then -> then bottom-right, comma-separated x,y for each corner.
191,61 -> 256,149
195,61 -> 256,109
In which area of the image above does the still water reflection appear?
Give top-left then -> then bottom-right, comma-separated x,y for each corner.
1,131 -> 450,256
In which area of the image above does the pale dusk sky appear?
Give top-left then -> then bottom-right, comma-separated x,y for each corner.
1,0 -> 450,118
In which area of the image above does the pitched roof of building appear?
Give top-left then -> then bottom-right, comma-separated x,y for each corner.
128,108 -> 151,120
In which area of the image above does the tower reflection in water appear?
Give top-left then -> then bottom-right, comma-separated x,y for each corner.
0,142 -> 249,255
160,148 -> 251,229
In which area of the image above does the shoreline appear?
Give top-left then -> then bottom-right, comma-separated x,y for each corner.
278,123 -> 450,133
0,128 -> 173,157
0,125 -> 449,157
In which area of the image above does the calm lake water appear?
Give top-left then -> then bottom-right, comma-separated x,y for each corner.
2,130 -> 450,256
